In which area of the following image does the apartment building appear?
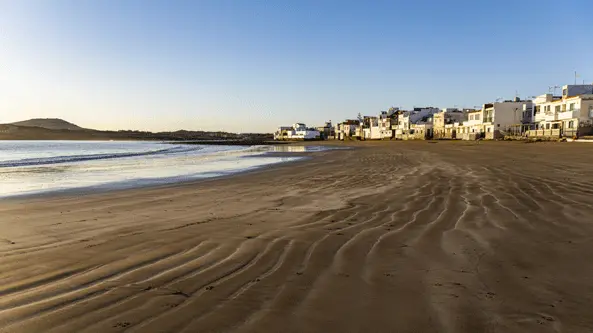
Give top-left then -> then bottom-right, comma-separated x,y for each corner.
532,85 -> 593,137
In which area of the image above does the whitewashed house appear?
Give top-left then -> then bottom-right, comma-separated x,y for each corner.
482,99 -> 534,138
378,111 -> 393,139
362,116 -> 381,140
457,99 -> 533,140
531,85 -> 593,137
456,109 -> 480,140
274,123 -> 321,140
393,107 -> 440,139
410,121 -> 433,140
433,108 -> 466,139
335,120 -> 360,140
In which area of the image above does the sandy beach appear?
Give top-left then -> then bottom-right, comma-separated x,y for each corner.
2,141 -> 593,333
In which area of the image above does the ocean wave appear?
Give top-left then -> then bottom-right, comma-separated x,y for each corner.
0,145 -> 204,168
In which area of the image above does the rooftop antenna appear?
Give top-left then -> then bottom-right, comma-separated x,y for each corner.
575,71 -> 579,85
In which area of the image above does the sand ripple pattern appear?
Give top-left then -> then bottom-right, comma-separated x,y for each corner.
1,141 -> 593,332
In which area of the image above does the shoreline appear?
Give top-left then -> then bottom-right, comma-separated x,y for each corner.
0,148 -> 330,202
0,138 -> 566,202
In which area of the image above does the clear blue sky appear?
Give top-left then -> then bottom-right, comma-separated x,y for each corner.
1,0 -> 592,133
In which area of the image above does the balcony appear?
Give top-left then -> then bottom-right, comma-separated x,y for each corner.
484,117 -> 493,123
544,112 -> 558,122
557,109 -> 580,120
534,112 -> 546,122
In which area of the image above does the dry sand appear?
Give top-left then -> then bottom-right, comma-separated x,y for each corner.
1,141 -> 593,332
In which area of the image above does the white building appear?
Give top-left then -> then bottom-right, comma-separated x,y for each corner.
393,107 -> 440,139
456,109 -> 482,139
335,120 -> 360,140
457,99 -> 533,139
410,122 -> 433,140
532,85 -> 593,137
274,123 -> 321,140
482,99 -> 534,136
378,110 -> 394,139
433,108 -> 466,139
362,116 -> 381,140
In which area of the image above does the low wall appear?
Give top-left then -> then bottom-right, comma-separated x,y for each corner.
526,129 -> 560,138
462,133 -> 480,141
563,126 -> 593,138
485,130 -> 504,140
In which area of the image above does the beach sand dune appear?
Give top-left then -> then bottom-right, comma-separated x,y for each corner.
1,141 -> 593,332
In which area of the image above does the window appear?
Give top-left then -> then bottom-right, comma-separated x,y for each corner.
555,105 -> 561,112
562,104 -> 566,112
475,114 -> 480,120
563,88 -> 567,96
569,103 -> 575,111
568,121 -> 574,128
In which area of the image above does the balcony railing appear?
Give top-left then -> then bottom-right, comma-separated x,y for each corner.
557,109 -> 580,120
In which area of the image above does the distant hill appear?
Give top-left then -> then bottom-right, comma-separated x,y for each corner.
9,118 -> 85,131
0,119 -> 272,141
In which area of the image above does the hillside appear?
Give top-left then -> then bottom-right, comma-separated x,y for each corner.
0,120 -> 273,142
9,118 -> 85,131
0,124 -> 112,140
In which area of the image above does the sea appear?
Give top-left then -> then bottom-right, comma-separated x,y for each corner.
0,141 -> 324,198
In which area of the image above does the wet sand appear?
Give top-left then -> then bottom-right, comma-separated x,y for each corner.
1,140 -> 593,332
